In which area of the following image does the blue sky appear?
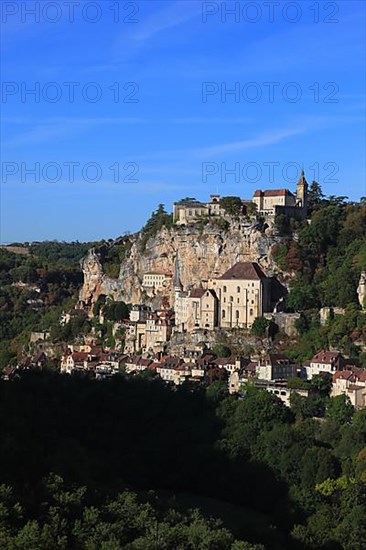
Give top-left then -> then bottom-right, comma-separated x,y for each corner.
1,0 -> 365,242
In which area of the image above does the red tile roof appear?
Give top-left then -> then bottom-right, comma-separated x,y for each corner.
311,351 -> 342,364
259,354 -> 292,366
218,262 -> 266,280
71,352 -> 89,362
189,288 -> 206,299
333,366 -> 366,383
253,189 -> 294,198
215,356 -> 237,366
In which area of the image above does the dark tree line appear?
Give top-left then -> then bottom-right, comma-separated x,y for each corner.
0,372 -> 365,549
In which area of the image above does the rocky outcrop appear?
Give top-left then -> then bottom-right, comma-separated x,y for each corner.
357,271 -> 366,310
79,222 -> 284,312
79,249 -> 121,310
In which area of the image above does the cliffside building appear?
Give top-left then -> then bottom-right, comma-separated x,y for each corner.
142,271 -> 172,289
211,262 -> 271,329
173,195 -> 221,225
174,261 -> 271,331
174,283 -> 219,331
252,170 -> 308,218
145,311 -> 174,352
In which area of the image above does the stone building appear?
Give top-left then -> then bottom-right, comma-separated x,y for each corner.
142,271 -> 172,289
174,283 -> 218,331
252,188 -> 296,215
174,261 -> 272,331
129,304 -> 151,323
173,195 -> 221,225
256,354 -> 299,381
332,367 -> 366,409
211,262 -> 271,329
187,288 -> 218,330
124,321 -> 146,354
305,350 -> 344,380
144,311 -> 174,352
252,170 -> 308,217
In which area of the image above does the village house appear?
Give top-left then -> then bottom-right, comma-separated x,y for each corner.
256,353 -> 299,381
60,346 -> 103,374
305,350 -> 344,380
129,304 -> 151,323
214,356 -> 248,374
190,363 -> 206,380
156,356 -> 192,385
332,367 -> 366,409
144,310 -> 174,352
61,352 -> 89,374
124,355 -> 154,374
95,352 -> 127,374
124,320 -> 146,354
228,362 -> 257,393
124,308 -> 175,355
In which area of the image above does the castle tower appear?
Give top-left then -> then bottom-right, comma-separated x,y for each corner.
296,169 -> 308,209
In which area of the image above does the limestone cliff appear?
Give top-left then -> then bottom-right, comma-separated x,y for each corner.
357,271 -> 366,310
79,221 -> 284,312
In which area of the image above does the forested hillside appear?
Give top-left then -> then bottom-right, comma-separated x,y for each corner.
273,189 -> 366,362
0,372 -> 364,549
0,242 -> 93,368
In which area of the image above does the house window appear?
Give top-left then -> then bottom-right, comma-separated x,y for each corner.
237,298 -> 240,303
250,309 -> 253,316
222,310 -> 226,318
237,286 -> 240,293
230,296 -> 233,302
223,286 -> 227,292
235,310 -> 239,319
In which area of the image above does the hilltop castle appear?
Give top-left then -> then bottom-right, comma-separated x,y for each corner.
172,171 -> 308,225
252,170 -> 308,217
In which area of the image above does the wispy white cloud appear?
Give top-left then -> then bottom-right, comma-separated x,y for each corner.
3,116 -> 148,147
111,1 -> 201,62
196,128 -> 302,158
135,124 -> 306,161
135,113 -> 364,161
133,1 -> 201,42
